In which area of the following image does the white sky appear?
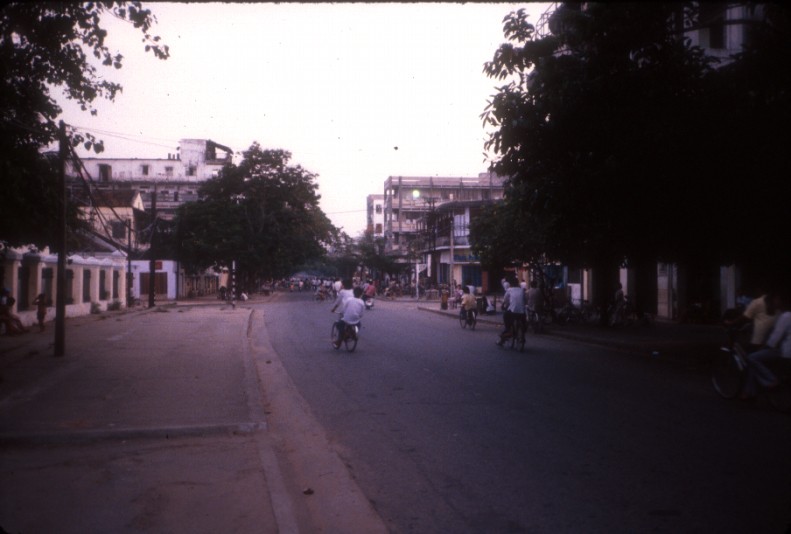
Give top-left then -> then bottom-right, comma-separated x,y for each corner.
57,2 -> 551,236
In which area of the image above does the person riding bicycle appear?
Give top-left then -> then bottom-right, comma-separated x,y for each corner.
497,277 -> 526,347
332,286 -> 365,348
741,292 -> 790,399
330,279 -> 354,314
460,286 -> 477,324
725,289 -> 780,352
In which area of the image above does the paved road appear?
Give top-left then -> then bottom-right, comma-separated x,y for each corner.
263,292 -> 791,533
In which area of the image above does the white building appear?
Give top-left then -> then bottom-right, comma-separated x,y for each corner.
66,139 -> 233,220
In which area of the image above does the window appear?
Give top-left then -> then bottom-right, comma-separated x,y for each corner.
186,165 -> 196,176
83,269 -> 91,303
98,164 -> 112,182
701,4 -> 726,49
111,221 -> 127,239
165,166 -> 173,177
141,164 -> 150,176
375,204 -> 382,214
174,191 -> 179,202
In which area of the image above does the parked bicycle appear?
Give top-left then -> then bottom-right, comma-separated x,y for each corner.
609,296 -> 653,327
711,325 -> 791,412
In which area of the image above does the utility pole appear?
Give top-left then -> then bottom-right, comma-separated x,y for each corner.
54,121 -> 67,357
231,259 -> 236,309
148,188 -> 157,308
127,221 -> 133,308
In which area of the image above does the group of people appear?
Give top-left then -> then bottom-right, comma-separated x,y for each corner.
1,289 -> 49,336
495,276 -> 545,346
725,288 -> 791,399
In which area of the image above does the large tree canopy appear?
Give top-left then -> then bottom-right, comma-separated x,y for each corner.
175,144 -> 336,287
476,3 -> 791,281
1,2 -> 168,247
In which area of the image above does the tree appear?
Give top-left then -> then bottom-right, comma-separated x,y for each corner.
175,144 -> 336,289
480,3 -> 791,308
1,2 -> 169,247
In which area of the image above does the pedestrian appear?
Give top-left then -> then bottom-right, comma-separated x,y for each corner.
33,293 -> 49,331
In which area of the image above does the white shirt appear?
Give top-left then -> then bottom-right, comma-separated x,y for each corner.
766,311 -> 791,358
341,297 -> 365,325
503,286 -> 526,314
332,288 -> 354,310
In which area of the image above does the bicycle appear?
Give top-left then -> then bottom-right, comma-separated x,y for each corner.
331,317 -> 359,352
459,308 -> 477,330
711,326 -> 791,412
711,326 -> 750,399
507,312 -> 527,352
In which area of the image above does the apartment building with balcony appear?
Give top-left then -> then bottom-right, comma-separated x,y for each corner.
383,173 -> 505,257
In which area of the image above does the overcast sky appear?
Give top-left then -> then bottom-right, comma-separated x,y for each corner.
57,2 -> 551,236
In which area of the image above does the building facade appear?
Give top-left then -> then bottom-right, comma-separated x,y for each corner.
66,139 -> 233,221
1,245 -> 128,328
366,194 -> 385,238
382,173 -> 505,256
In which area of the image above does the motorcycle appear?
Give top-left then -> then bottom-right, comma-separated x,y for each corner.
364,295 -> 375,310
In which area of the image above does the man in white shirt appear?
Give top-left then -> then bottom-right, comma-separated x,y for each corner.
330,279 -> 354,314
332,286 -> 365,348
497,277 -> 526,346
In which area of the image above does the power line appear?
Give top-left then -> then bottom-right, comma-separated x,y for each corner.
67,124 -> 179,151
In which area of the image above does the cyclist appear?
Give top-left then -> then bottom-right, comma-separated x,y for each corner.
497,277 -> 526,346
330,279 -> 354,314
725,289 -> 780,352
741,293 -> 790,399
332,286 -> 365,348
460,285 -> 477,325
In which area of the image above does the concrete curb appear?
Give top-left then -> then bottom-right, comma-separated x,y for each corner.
0,421 -> 267,447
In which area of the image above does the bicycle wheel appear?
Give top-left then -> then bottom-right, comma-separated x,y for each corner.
711,349 -> 744,399
515,325 -> 525,352
344,326 -> 358,352
330,323 -> 342,350
460,311 -> 468,329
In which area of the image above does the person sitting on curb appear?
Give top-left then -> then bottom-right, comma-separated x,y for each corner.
1,289 -> 28,335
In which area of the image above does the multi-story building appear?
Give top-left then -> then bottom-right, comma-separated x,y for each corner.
366,194 -> 385,238
66,139 -> 233,221
383,173 -> 505,256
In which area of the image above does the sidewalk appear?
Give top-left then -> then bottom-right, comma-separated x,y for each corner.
414,300 -> 724,368
0,295 -> 387,534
